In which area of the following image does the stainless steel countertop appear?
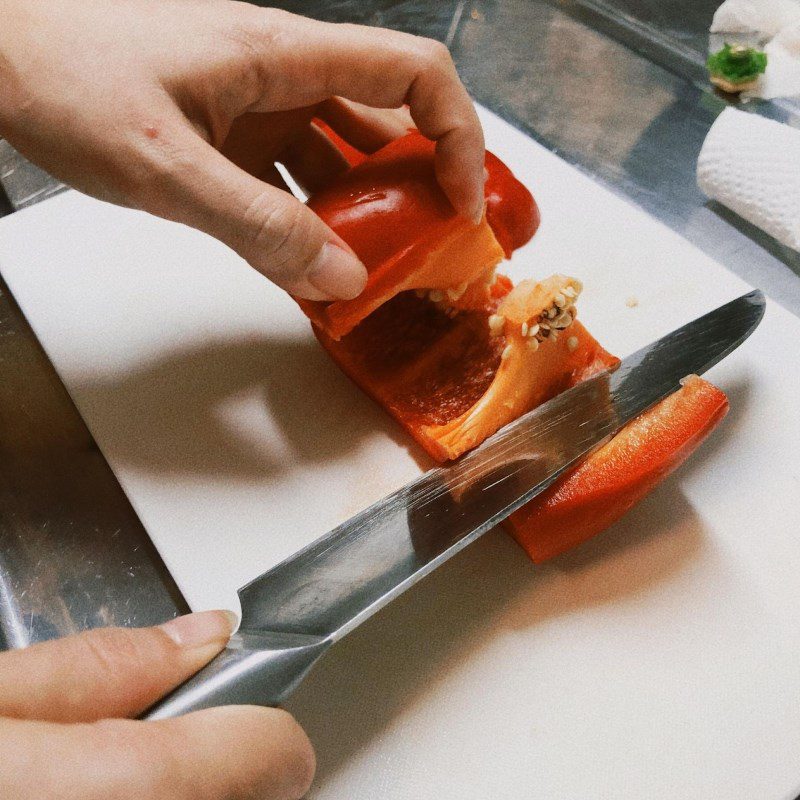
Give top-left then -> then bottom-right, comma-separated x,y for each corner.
2,0 -> 800,651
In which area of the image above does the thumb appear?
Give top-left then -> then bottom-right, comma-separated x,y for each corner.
143,128 -> 367,301
0,610 -> 237,723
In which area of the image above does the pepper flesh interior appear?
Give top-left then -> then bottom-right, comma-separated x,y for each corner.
420,275 -> 612,459
314,274 -> 618,461
313,217 -> 505,340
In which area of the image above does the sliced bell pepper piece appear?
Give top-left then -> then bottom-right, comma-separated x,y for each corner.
504,374 -> 729,562
298,132 -> 539,340
313,274 -> 618,461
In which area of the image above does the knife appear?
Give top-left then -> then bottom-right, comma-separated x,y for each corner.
143,289 -> 765,720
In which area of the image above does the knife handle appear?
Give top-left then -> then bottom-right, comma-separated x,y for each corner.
141,631 -> 331,720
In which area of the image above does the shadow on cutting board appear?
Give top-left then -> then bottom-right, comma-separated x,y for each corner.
68,323 -> 749,484
72,333 -> 433,480
285,480 -> 705,792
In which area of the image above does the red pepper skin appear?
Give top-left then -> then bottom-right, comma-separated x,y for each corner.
299,132 -> 540,340
484,150 -> 540,257
312,124 -> 540,256
504,375 -> 729,562
307,131 -> 477,286
312,129 -> 539,256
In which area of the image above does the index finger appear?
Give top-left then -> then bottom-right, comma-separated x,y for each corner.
237,9 -> 485,220
0,611 -> 234,723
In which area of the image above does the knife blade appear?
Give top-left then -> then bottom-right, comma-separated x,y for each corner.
144,289 -> 765,719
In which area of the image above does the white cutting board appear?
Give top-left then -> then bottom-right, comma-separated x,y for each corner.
2,107 -> 800,799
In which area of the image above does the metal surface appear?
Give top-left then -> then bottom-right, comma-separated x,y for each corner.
0,286 -> 187,650
0,139 -> 65,211
144,630 -> 332,718
0,0 -> 799,651
143,291 -> 764,718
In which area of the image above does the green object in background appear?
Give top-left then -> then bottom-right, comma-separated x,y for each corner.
707,43 -> 767,86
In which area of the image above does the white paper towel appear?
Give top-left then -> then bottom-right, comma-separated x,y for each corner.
697,107 -> 800,250
751,22 -> 800,98
711,0 -> 800,38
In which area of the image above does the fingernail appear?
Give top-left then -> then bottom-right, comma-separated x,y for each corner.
471,199 -> 486,226
483,167 -> 490,183
307,242 -> 368,300
160,610 -> 238,649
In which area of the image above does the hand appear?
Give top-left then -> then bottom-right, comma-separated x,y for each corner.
0,0 -> 485,301
0,611 -> 314,800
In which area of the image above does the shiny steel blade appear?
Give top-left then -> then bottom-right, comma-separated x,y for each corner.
239,289 -> 765,639
144,290 -> 764,718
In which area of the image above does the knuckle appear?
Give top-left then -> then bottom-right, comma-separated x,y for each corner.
84,628 -> 140,671
444,111 -> 477,141
224,5 -> 294,72
184,5 -> 298,113
242,193 -> 313,276
415,37 -> 453,71
224,13 -> 268,59
81,627 -> 172,684
241,4 -> 296,37
119,132 -> 196,213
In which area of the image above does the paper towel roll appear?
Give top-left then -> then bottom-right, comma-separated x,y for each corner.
697,107 -> 800,251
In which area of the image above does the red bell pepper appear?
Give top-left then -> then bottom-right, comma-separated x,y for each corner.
299,131 -> 728,561
299,132 -> 539,341
505,375 -> 729,561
